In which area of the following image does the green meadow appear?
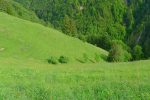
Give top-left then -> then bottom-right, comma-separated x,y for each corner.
0,12 -> 150,100
0,58 -> 150,100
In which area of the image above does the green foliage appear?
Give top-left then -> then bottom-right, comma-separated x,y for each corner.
0,0 -> 14,14
78,35 -> 87,42
48,56 -> 69,64
132,45 -> 143,60
106,24 -> 126,42
62,15 -> 77,36
0,0 -> 41,24
58,56 -> 69,64
47,56 -> 58,64
143,37 -> 150,58
111,0 -> 126,23
124,8 -> 134,32
87,35 -> 112,50
108,41 -> 132,62
127,0 -> 150,58
108,43 -> 123,62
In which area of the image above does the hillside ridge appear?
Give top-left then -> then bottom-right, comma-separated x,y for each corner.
0,12 -> 107,63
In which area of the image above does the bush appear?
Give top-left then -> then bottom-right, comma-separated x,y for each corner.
58,56 -> 69,64
0,0 -> 14,14
132,45 -> 143,60
107,41 -> 132,62
47,56 -> 58,64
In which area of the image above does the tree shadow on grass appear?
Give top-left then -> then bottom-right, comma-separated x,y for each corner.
76,58 -> 86,63
76,58 -> 95,63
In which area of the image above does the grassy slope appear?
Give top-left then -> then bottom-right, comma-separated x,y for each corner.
0,12 -> 107,63
0,58 -> 149,99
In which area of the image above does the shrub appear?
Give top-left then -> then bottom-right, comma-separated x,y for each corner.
58,56 -> 69,64
132,45 -> 143,60
47,56 -> 58,64
0,0 -> 14,14
107,41 -> 132,62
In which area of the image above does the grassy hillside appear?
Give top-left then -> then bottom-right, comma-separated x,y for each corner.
0,12 -> 107,63
0,58 -> 149,99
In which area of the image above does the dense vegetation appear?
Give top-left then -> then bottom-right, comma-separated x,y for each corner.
127,0 -> 150,58
107,40 -> 132,62
0,0 -> 41,23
